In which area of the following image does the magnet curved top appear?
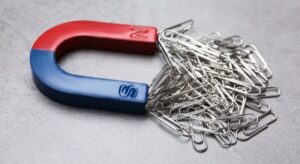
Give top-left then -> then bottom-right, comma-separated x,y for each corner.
30,21 -> 157,114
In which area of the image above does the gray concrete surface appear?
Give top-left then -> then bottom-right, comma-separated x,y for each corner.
1,0 -> 300,163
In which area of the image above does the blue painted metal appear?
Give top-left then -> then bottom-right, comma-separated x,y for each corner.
30,49 -> 149,114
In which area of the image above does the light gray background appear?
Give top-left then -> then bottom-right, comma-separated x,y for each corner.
0,0 -> 299,163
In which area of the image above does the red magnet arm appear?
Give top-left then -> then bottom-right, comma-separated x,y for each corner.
33,21 -> 157,59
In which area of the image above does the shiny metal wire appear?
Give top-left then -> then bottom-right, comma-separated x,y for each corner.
147,20 -> 280,153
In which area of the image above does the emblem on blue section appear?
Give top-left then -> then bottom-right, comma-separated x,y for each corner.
119,84 -> 138,98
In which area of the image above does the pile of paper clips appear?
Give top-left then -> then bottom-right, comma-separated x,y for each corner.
146,20 -> 280,152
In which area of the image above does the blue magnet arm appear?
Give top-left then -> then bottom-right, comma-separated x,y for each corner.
30,49 -> 149,114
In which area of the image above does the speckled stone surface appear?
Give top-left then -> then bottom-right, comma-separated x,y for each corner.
0,0 -> 300,163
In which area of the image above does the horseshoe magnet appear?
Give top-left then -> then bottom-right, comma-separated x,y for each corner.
30,21 -> 158,114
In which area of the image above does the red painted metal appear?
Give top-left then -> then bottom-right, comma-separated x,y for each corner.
33,20 -> 158,60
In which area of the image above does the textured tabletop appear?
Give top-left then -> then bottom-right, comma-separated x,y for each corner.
0,0 -> 300,163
